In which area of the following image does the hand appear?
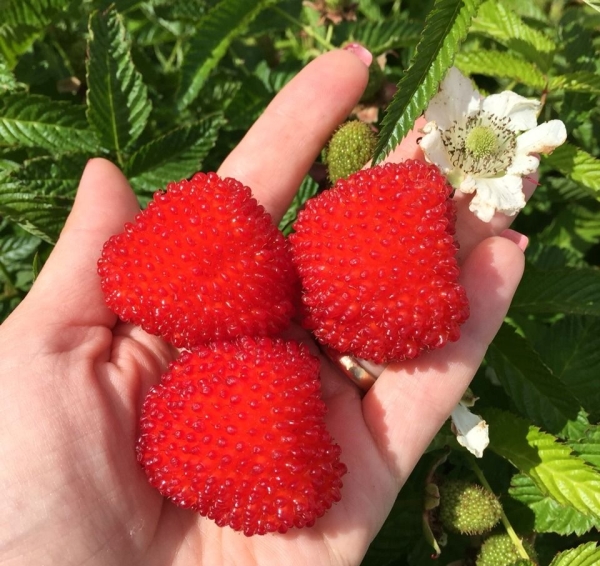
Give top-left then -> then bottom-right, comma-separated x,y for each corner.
0,49 -> 527,566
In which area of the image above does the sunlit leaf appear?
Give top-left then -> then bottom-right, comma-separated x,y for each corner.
0,0 -> 69,67
0,94 -> 99,153
507,473 -> 600,536
177,0 -> 276,110
471,0 -> 556,70
86,7 -> 151,157
373,0 -> 482,163
486,409 -> 600,520
569,427 -> 600,469
549,542 -> 600,566
126,115 -> 225,192
454,49 -> 545,88
544,143 -> 600,195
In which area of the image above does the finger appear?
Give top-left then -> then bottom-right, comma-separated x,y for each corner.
454,175 -> 537,260
21,158 -> 140,329
361,235 -> 525,485
218,49 -> 370,221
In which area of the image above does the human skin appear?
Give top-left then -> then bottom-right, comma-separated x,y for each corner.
0,49 -> 527,566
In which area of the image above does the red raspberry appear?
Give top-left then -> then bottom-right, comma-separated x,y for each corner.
136,336 -> 346,536
289,160 -> 469,364
98,173 -> 297,348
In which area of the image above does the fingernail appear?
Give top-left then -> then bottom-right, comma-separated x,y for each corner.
343,43 -> 373,67
500,229 -> 529,252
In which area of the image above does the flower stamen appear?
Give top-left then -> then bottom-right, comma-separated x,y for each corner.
442,112 -> 516,178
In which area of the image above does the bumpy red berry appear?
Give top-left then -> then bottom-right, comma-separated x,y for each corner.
289,160 -> 469,364
136,336 -> 346,536
98,173 -> 297,348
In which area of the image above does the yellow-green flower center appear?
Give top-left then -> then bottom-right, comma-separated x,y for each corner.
442,112 -> 517,177
465,126 -> 499,158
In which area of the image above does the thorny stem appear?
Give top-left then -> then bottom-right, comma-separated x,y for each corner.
469,458 -> 531,562
271,6 -> 336,52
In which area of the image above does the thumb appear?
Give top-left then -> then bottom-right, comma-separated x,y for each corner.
19,158 -> 141,329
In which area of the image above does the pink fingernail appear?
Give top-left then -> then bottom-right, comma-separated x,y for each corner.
343,43 -> 373,67
500,229 -> 529,252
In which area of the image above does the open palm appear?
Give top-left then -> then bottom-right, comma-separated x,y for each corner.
0,50 -> 527,566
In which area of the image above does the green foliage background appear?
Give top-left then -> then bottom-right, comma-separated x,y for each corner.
1,0 -> 600,563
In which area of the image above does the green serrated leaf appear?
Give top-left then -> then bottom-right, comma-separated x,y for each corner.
278,175 -> 319,236
454,49 -> 546,89
0,185 -> 72,243
486,323 -> 588,438
471,0 -> 556,71
177,0 -> 276,110
372,0 -> 482,163
334,18 -> 421,54
549,542 -> 600,566
510,265 -> 600,316
544,143 -> 600,195
0,55 -> 21,92
0,154 -> 86,241
0,0 -> 68,28
126,116 -> 225,192
538,205 -> 600,258
86,7 -> 151,159
0,0 -> 69,68
508,473 -> 600,536
485,408 -> 600,520
550,71 -> 600,94
534,317 -> 600,419
569,427 -> 600,469
0,233 -> 41,263
357,0 -> 383,21
1,153 -> 87,196
495,0 -> 548,21
0,94 -> 99,153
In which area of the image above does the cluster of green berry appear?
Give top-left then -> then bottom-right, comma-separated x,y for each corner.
438,479 -> 537,566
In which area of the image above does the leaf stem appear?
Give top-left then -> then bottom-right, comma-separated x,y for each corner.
469,458 -> 531,562
271,6 -> 336,52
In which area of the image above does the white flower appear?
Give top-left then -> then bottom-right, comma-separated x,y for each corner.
420,67 -> 567,222
450,401 -> 489,458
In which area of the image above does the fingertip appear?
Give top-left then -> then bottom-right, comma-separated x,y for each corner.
499,228 -> 529,252
342,42 -> 373,67
65,157 -> 140,233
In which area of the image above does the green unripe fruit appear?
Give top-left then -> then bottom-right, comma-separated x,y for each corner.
325,121 -> 377,184
476,533 -> 537,566
439,480 -> 502,535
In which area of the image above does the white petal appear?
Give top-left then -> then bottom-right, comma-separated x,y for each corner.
514,120 -> 567,155
466,175 -> 526,222
420,123 -> 454,174
482,91 -> 540,131
507,153 -> 540,176
424,67 -> 482,130
458,175 -> 478,194
450,403 -> 489,458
